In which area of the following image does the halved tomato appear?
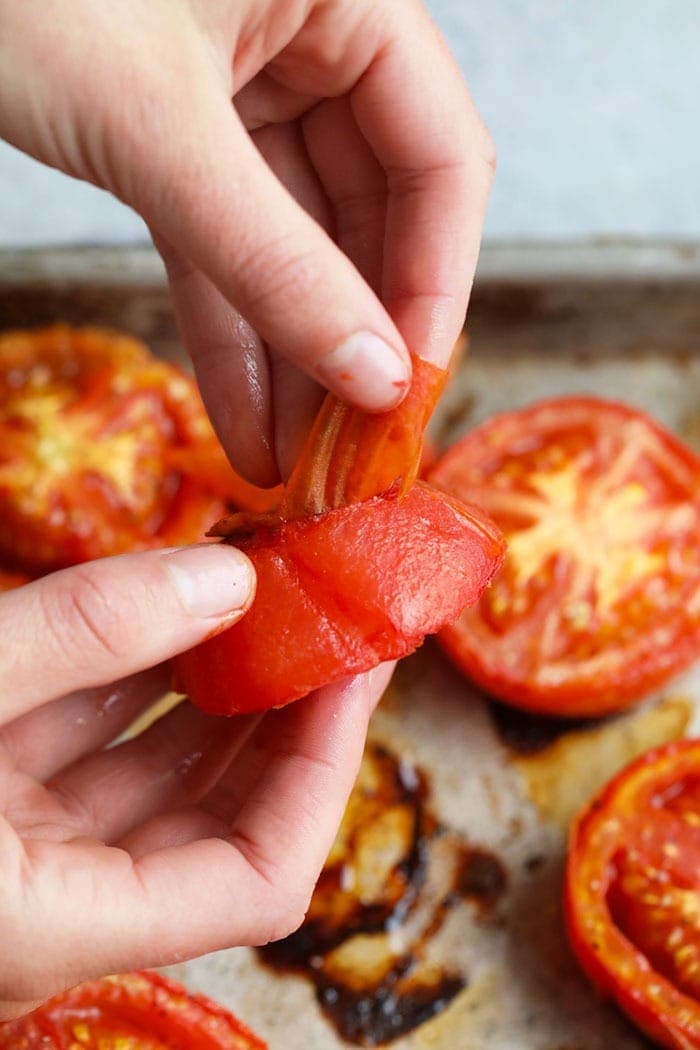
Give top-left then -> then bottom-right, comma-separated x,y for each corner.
429,397 -> 700,716
0,325 -> 259,573
565,738 -> 700,1049
0,971 -> 266,1048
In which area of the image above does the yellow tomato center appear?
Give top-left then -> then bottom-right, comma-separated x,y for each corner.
507,461 -> 667,616
0,388 -> 161,514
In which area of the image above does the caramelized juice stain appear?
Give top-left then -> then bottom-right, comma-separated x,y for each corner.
492,696 -> 691,831
488,699 -> 605,754
258,743 -> 506,1047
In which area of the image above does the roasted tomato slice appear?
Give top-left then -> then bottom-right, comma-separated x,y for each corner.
0,971 -> 266,1049
0,325 -> 250,573
565,738 -> 700,1049
429,397 -> 700,716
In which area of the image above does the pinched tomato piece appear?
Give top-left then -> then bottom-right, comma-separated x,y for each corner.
429,397 -> 700,716
0,325 -> 261,573
0,971 -> 266,1049
565,738 -> 700,1049
177,354 -> 504,715
175,482 -> 504,714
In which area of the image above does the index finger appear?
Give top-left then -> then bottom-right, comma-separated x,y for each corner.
352,0 -> 496,366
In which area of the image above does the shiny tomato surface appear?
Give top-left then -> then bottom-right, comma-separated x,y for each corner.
0,971 -> 266,1049
430,396 -> 700,716
0,325 -> 233,573
176,482 -> 505,714
565,738 -> 700,1049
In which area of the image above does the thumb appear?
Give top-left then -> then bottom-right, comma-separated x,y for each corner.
0,545 -> 255,724
132,98 -> 411,413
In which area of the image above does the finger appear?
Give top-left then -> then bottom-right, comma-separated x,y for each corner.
303,95 -> 386,296
11,669 -> 392,994
121,660 -> 395,860
0,666 -> 170,782
269,353 -> 325,480
118,805 -> 228,860
352,1 -> 496,366
0,544 -> 255,724
157,121 -> 333,485
47,702 -> 259,844
130,96 -> 411,413
199,661 -> 396,851
252,122 -> 333,478
155,235 -> 278,488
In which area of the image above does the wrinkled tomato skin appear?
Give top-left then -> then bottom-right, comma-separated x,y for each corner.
0,325 -> 235,573
430,397 -> 700,717
565,739 -> 700,1049
175,482 -> 505,715
0,971 -> 266,1049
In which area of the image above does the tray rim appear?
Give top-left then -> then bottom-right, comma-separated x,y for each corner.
0,239 -> 699,285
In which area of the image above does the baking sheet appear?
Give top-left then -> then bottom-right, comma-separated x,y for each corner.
3,242 -> 700,1050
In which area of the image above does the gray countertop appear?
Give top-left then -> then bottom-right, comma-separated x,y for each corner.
1,0 -> 699,246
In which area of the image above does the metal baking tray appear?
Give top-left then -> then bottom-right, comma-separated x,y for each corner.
3,240 -> 700,1050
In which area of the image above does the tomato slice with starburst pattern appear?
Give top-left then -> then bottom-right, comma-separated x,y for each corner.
0,325 -> 259,573
0,971 -> 266,1048
429,396 -> 700,716
565,738 -> 700,1049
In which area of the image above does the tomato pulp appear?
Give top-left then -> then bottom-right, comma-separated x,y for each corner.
430,396 -> 700,716
565,738 -> 700,1048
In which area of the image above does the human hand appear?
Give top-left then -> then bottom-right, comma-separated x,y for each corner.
0,545 -> 392,1018
0,0 -> 494,482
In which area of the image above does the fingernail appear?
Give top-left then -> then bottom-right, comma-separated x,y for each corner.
162,545 -> 255,618
317,332 -> 410,411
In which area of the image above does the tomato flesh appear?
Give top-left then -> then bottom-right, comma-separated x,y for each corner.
565,738 -> 700,1049
175,482 -> 505,714
0,971 -> 266,1049
429,396 -> 700,716
0,326 -> 237,573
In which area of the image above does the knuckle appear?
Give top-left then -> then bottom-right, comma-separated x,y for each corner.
43,568 -> 124,666
239,235 -> 323,316
47,781 -> 97,836
227,828 -> 312,944
476,122 -> 498,178
257,892 -> 310,946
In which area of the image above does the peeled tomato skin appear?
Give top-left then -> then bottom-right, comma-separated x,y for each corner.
174,483 -> 505,715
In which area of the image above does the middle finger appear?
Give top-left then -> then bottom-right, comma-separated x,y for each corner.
0,666 -> 171,782
45,699 -> 260,843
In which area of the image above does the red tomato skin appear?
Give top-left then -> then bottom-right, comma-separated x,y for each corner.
438,623 -> 700,719
175,482 -> 505,715
565,739 -> 700,1050
430,396 -> 700,717
0,970 -> 266,1049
